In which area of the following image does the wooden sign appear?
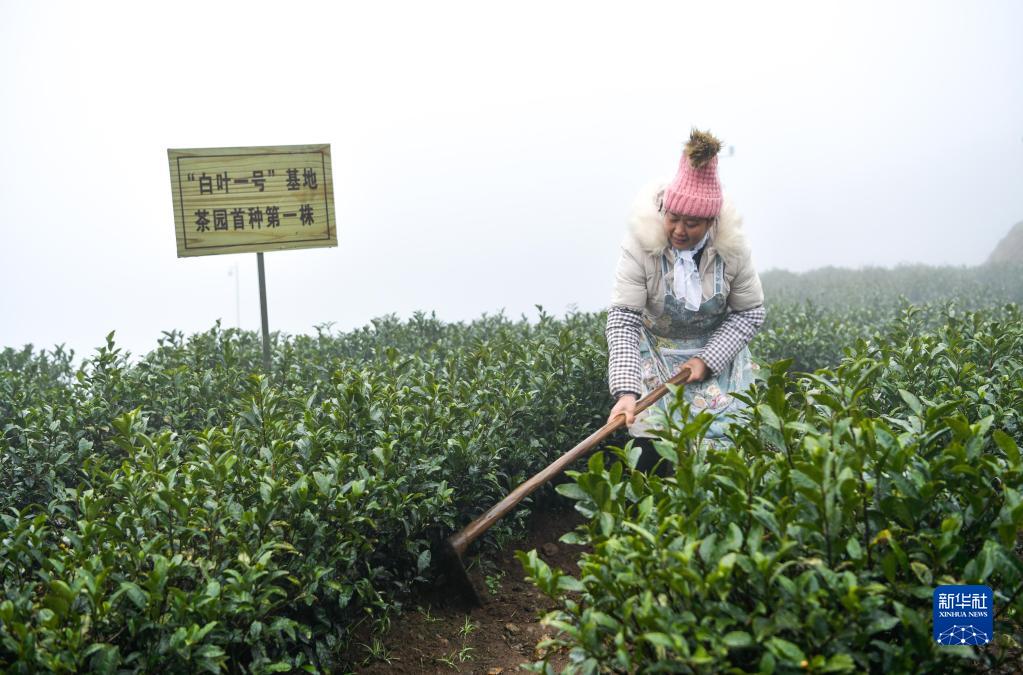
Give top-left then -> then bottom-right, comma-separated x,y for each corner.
168,144 -> 337,257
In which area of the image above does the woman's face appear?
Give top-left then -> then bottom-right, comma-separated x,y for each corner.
663,211 -> 713,250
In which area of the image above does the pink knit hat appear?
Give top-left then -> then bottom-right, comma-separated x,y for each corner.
661,129 -> 723,218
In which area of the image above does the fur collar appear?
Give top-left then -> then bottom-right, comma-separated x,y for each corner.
627,181 -> 749,264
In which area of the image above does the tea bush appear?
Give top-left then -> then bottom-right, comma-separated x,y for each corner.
524,305 -> 1023,673
4,264 -> 1023,672
754,263 -> 1023,372
0,310 -> 611,672
760,263 -> 1023,309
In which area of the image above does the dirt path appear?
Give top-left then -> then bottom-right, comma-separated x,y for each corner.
358,506 -> 587,674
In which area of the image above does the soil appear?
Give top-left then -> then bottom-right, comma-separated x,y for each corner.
351,483 -> 1023,674
357,505 -> 589,674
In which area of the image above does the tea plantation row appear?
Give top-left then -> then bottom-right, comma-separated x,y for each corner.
1,312 -> 611,672
527,303 -> 1023,673
3,265 -> 1023,672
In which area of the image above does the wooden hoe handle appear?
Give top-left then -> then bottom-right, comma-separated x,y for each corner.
445,366 -> 692,557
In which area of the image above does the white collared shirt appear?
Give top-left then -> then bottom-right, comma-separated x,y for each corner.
672,231 -> 710,311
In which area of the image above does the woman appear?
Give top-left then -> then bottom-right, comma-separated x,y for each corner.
606,129 -> 765,451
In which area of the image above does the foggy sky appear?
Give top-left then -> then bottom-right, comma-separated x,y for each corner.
2,0 -> 1021,361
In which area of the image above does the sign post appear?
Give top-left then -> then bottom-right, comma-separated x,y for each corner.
167,144 -> 336,373
257,252 -> 271,372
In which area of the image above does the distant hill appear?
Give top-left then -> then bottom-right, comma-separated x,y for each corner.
988,221 -> 1023,264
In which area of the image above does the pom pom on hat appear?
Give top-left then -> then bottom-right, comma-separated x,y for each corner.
684,129 -> 722,169
662,128 -> 723,218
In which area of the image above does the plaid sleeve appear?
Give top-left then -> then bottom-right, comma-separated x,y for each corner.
698,305 -> 767,376
606,306 -> 643,398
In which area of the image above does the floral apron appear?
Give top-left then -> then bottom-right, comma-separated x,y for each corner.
630,251 -> 756,439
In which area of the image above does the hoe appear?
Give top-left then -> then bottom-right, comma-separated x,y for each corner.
442,366 -> 693,606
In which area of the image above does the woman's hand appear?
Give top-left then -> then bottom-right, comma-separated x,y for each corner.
608,393 -> 638,426
681,357 -> 709,383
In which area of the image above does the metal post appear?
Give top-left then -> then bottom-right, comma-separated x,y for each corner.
257,252 -> 271,374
